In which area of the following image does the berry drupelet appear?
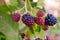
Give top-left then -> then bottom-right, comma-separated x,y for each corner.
45,14 -> 57,26
22,13 -> 34,26
12,13 -> 20,22
36,10 -> 44,17
34,17 -> 45,25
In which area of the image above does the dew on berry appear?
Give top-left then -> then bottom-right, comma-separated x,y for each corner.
22,13 -> 34,26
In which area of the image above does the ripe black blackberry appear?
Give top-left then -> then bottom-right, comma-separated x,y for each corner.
22,13 -> 34,26
45,14 -> 57,26
35,38 -> 41,40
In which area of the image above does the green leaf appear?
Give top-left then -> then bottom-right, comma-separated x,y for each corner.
31,2 -> 37,8
10,0 -> 19,8
29,26 -> 34,34
0,13 -> 19,40
0,32 -> 6,40
0,5 -> 9,13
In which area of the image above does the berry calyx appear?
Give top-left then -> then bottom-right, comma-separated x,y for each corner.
22,13 -> 34,26
34,17 -> 45,25
12,13 -> 20,22
43,25 -> 49,31
21,33 -> 25,39
36,10 -> 44,17
45,14 -> 57,26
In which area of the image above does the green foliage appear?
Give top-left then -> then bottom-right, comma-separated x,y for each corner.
0,13 -> 19,40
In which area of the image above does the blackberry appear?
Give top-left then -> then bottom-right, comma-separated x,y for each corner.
12,13 -> 20,22
34,17 -> 45,25
45,14 -> 57,26
36,10 -> 44,17
21,33 -> 25,39
43,25 -> 49,31
35,38 -> 41,40
22,13 -> 34,26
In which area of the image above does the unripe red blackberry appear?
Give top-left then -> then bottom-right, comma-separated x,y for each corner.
43,25 -> 49,31
34,17 -> 45,25
26,38 -> 30,40
36,10 -> 44,17
12,13 -> 20,22
22,13 -> 34,26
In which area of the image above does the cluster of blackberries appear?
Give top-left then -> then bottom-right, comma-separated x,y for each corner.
21,10 -> 45,27
11,10 -> 57,31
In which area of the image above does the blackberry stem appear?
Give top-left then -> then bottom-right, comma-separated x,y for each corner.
27,0 -> 33,15
3,0 -> 12,14
25,0 -> 28,12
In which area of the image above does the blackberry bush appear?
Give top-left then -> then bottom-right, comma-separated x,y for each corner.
22,13 -> 34,26
45,14 -> 57,26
